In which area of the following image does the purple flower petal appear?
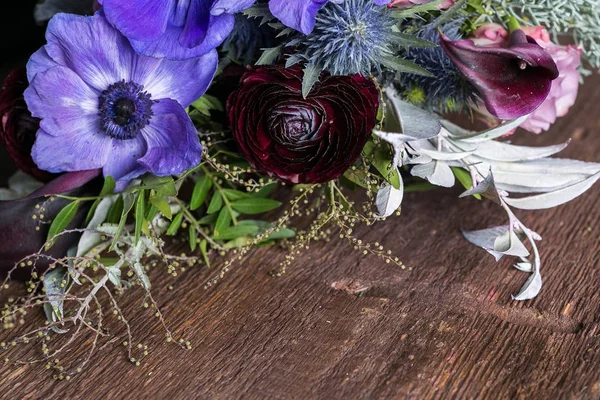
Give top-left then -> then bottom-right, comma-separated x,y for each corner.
180,0 -> 210,48
43,13 -> 132,91
269,0 -> 328,35
211,0 -> 256,15
102,136 -> 148,191
130,14 -> 233,61
102,0 -> 172,41
440,30 -> 559,119
24,65 -> 98,135
139,99 -> 202,176
136,49 -> 219,108
32,128 -> 111,173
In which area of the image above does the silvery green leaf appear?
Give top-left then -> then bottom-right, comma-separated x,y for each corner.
512,267 -> 542,301
302,63 -> 323,98
460,172 -> 504,204
473,140 -> 570,162
43,267 -> 69,334
107,266 -> 123,290
504,171 -> 600,210
408,154 -> 434,165
445,116 -> 528,143
0,171 -> 44,200
411,161 -> 455,187
375,179 -> 404,218
255,46 -> 283,65
133,262 -> 151,290
462,226 -> 509,261
418,148 -> 475,161
385,87 -> 441,140
514,262 -> 533,273
34,0 -> 92,23
96,223 -> 119,236
494,231 -> 530,257
77,196 -> 116,257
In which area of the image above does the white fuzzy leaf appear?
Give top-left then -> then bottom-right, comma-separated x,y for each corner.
77,196 -> 116,257
504,171 -> 600,210
462,226 -> 509,261
493,231 -> 530,257
473,140 -> 570,162
376,180 -> 404,218
512,268 -> 542,301
411,161 -> 455,187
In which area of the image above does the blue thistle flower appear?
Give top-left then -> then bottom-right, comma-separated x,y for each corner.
289,0 -> 397,76
398,21 -> 478,113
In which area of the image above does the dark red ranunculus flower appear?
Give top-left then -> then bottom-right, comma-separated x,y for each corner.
227,65 -> 379,184
0,68 -> 54,182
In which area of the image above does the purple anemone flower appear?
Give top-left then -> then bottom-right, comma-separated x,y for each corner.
99,0 -> 255,60
25,13 -> 217,191
440,29 -> 559,120
269,0 -> 391,35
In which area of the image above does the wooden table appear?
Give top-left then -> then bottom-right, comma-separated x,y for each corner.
1,76 -> 599,400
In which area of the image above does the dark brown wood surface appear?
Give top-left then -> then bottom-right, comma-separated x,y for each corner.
1,76 -> 599,400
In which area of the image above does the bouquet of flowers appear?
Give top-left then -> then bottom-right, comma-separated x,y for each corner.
0,0 -> 599,376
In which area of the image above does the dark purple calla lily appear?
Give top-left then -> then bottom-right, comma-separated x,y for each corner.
440,29 -> 559,119
0,169 -> 101,278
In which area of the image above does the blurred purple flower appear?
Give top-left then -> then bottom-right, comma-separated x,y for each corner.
25,13 -> 216,191
99,0 -> 254,60
440,29 -> 559,119
269,0 -> 391,35
0,170 -> 101,277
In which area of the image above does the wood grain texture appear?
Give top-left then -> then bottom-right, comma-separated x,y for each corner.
0,76 -> 599,400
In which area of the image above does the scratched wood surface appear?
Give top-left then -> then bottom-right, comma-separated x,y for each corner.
1,74 -> 600,400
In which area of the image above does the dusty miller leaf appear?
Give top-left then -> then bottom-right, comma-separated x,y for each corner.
375,178 -> 404,218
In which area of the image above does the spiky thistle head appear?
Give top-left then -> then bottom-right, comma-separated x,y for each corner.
289,0 -> 397,76
398,21 -> 478,114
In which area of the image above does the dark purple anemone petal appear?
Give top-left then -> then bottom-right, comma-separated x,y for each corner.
440,30 -> 559,119
139,99 -> 202,176
180,0 -> 210,48
211,0 -> 256,15
102,0 -> 172,42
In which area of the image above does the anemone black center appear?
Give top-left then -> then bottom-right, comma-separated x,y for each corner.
98,80 -> 154,140
113,98 -> 137,126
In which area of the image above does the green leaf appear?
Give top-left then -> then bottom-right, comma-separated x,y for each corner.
380,56 -> 434,77
256,183 -> 277,198
390,0 -> 444,18
141,175 -> 177,196
190,176 -> 213,210
167,211 -> 184,236
212,225 -> 260,240
198,213 -> 218,225
106,195 -> 124,224
134,190 -> 146,244
372,147 -> 401,190
110,193 -> 135,251
149,194 -> 172,220
222,188 -> 252,201
189,225 -> 198,252
200,239 -> 210,267
302,63 -> 323,99
214,207 -> 232,236
391,33 -> 437,48
452,167 -> 482,200
256,46 -> 283,65
46,201 -> 80,250
207,191 -> 224,214
265,227 -> 296,240
230,198 -> 281,214
100,176 -> 116,197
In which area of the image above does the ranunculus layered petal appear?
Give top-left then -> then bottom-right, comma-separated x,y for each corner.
228,65 -> 379,184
